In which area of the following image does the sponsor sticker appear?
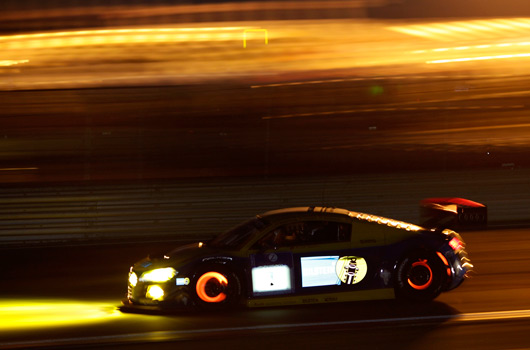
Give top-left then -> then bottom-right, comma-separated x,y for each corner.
335,256 -> 368,285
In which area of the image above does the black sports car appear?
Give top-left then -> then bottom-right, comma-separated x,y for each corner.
122,207 -> 472,311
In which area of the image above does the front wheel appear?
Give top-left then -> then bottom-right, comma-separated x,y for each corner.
193,266 -> 243,310
394,250 -> 445,302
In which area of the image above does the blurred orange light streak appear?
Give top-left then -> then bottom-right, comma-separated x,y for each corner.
388,18 -> 530,42
0,26 -> 252,42
0,167 -> 38,171
0,26 -> 257,50
0,59 -> 29,66
414,40 -> 530,55
427,52 -> 530,64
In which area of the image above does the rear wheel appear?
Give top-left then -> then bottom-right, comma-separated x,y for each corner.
394,250 -> 444,302
193,266 -> 242,310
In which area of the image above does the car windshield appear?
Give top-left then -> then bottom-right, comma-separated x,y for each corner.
208,217 -> 269,250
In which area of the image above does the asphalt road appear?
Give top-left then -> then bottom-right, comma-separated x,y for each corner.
1,227 -> 530,349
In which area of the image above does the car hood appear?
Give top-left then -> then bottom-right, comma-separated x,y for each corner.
132,242 -> 228,272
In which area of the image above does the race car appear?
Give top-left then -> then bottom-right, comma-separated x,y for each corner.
122,207 -> 472,311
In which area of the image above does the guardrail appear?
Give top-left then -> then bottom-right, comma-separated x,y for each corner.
0,1 -> 378,34
1,169 -> 529,245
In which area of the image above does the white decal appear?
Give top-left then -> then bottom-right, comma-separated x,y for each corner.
301,256 -> 340,288
252,265 -> 291,293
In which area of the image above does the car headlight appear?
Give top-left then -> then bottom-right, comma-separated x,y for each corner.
128,271 -> 138,287
146,285 -> 165,301
139,267 -> 177,283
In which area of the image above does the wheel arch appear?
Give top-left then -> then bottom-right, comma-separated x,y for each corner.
392,242 -> 448,301
191,259 -> 247,309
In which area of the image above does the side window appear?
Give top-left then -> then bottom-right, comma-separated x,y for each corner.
259,221 -> 351,248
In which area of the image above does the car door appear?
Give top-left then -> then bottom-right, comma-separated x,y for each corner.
247,218 -> 354,298
246,220 -> 298,298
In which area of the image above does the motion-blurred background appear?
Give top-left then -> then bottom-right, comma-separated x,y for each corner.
2,0 -> 530,241
1,2 -> 530,350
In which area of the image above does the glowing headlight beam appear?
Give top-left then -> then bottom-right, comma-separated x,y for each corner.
146,285 -> 165,301
0,299 -> 121,330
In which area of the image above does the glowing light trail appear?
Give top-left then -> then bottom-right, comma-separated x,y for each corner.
427,52 -> 530,64
0,299 -> 121,330
0,59 -> 29,66
0,26 -> 256,49
0,26 -> 252,41
388,18 -> 530,41
0,167 -> 38,171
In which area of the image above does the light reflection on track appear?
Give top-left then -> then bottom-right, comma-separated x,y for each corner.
0,299 -> 121,330
2,305 -> 530,349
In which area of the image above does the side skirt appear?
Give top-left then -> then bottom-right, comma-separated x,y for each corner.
246,288 -> 395,308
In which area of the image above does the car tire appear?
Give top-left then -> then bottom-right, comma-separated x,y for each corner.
192,266 -> 243,310
394,250 -> 445,302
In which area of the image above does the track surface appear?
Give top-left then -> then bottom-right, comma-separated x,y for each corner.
1,227 -> 530,349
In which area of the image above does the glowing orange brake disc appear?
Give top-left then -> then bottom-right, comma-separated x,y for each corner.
196,272 -> 228,303
407,259 -> 433,290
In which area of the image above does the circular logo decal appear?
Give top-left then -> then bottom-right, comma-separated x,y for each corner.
268,253 -> 278,263
335,256 -> 368,284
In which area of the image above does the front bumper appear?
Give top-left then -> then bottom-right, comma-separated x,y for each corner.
124,281 -> 194,311
120,298 -> 191,313
121,298 -> 167,312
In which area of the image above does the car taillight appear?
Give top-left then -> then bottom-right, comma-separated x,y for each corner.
449,237 -> 463,251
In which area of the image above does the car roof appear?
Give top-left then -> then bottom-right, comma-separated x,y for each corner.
259,206 -> 423,232
259,206 -> 353,220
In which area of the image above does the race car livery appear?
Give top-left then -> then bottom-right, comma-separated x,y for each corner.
122,207 -> 472,311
